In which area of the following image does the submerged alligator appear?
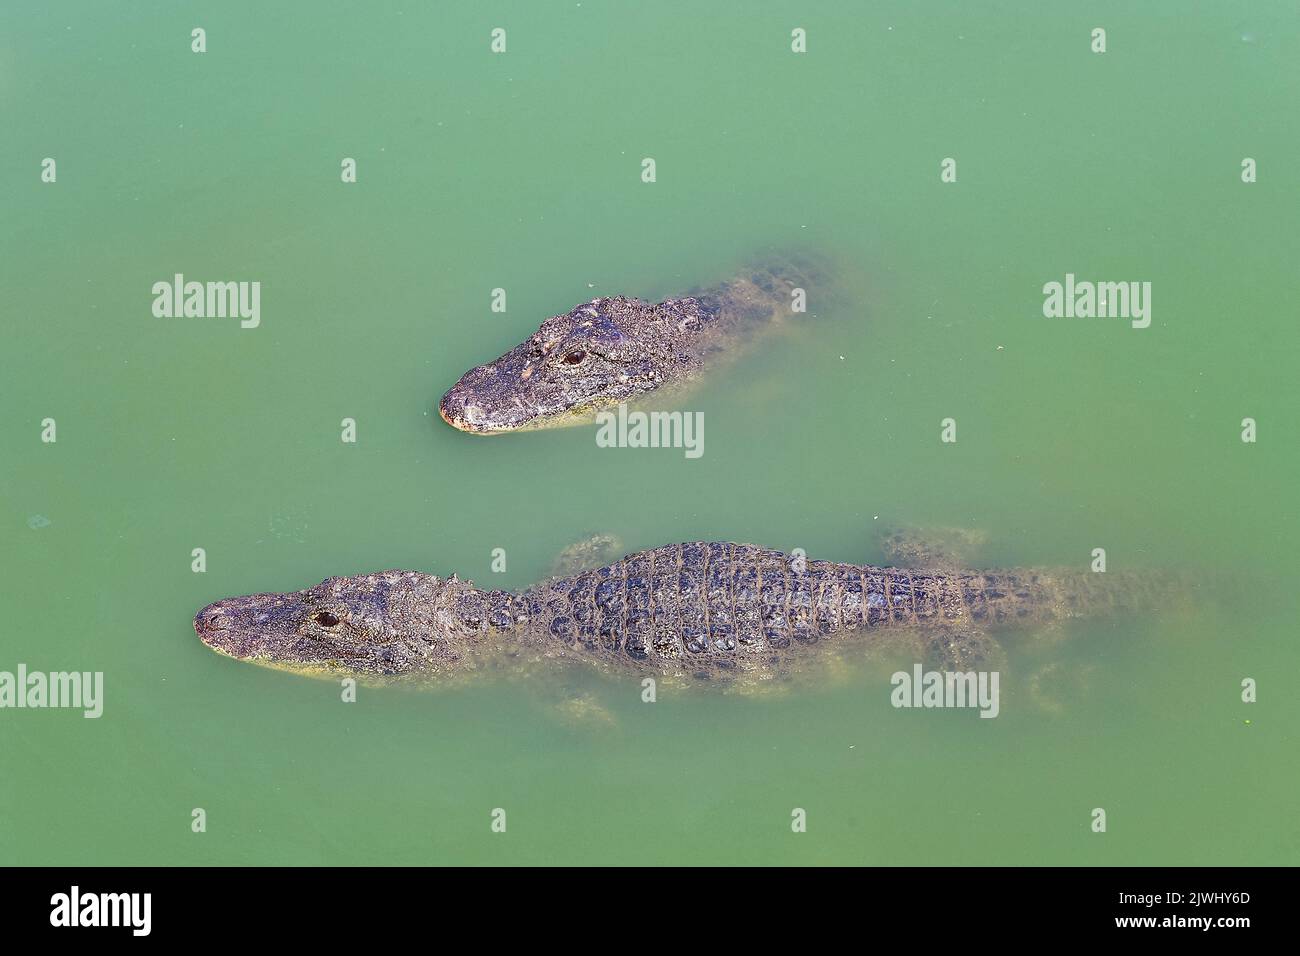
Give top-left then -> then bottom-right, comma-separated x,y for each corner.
195,534 -> 1178,689
439,255 -> 826,433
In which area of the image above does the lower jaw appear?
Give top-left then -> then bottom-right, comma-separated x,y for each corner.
229,651 -> 349,682
438,403 -> 602,434
438,402 -> 519,434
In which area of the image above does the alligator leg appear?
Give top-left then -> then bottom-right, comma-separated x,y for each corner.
550,689 -> 621,731
877,525 -> 988,570
1026,660 -> 1098,716
548,532 -> 625,577
922,624 -> 1007,673
523,669 -> 623,731
722,675 -> 793,700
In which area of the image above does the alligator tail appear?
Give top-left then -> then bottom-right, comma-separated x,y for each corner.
1036,567 -> 1197,623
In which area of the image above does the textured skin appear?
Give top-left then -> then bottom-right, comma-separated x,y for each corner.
193,541 -> 1139,684
439,257 -> 821,433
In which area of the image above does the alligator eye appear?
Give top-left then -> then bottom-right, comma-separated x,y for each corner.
562,351 -> 586,365
313,611 -> 340,628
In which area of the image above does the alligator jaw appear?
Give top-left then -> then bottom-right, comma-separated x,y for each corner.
437,393 -> 604,434
198,634 -> 350,683
437,381 -> 544,434
438,400 -> 493,434
438,399 -> 538,434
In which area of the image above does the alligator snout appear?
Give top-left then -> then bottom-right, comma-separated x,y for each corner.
439,363 -> 536,433
195,603 -> 229,641
193,595 -> 300,660
438,380 -> 491,432
195,600 -> 246,658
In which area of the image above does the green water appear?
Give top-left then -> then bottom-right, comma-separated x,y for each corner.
2,1 -> 1297,866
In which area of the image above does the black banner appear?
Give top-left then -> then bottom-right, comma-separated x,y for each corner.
0,867 -> 1274,941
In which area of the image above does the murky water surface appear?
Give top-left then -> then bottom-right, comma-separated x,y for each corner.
2,1 -> 1296,864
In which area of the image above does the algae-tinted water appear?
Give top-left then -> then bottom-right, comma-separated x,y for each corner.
1,1 -> 1297,864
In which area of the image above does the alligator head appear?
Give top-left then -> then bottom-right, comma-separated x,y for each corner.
194,571 -> 481,678
439,295 -> 713,433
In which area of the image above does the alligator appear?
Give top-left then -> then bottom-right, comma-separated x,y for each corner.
194,535 -> 1179,690
439,254 -> 827,433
